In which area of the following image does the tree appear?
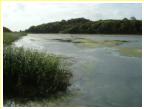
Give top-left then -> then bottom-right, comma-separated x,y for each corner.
123,18 -> 129,21
130,16 -> 137,20
3,27 -> 12,32
25,18 -> 142,34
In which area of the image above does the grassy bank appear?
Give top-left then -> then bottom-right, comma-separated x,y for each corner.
3,32 -> 27,46
3,32 -> 72,99
3,47 -> 72,98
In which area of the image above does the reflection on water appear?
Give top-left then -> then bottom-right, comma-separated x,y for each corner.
12,34 -> 142,106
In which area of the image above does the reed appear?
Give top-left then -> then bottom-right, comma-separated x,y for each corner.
3,47 -> 72,98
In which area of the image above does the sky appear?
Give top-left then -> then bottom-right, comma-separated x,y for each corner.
3,2 -> 142,31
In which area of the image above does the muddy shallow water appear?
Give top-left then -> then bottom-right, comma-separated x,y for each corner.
7,34 -> 142,107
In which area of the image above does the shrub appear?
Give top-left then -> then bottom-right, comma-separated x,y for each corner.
3,47 -> 72,98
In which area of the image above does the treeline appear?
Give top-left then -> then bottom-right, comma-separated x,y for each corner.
3,27 -> 12,32
25,18 -> 142,34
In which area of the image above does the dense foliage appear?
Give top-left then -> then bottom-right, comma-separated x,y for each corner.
25,18 -> 142,34
3,27 -> 12,32
3,47 -> 72,98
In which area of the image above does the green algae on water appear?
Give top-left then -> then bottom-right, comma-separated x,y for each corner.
52,37 -> 129,48
117,47 -> 142,57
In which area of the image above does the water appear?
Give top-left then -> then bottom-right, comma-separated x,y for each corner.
13,34 -> 142,107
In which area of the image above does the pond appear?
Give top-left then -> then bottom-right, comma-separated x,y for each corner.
12,34 -> 142,106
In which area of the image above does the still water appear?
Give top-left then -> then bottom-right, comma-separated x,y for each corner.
13,34 -> 142,106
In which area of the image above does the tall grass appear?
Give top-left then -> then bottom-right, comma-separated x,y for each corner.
3,47 -> 72,98
3,32 -> 27,46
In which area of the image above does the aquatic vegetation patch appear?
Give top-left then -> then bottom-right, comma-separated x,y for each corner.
30,39 -> 36,41
3,47 -> 72,98
116,47 -> 142,57
74,39 -> 129,48
51,38 -> 129,48
52,38 -> 72,42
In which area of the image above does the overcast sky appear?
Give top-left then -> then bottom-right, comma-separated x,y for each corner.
3,2 -> 142,31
